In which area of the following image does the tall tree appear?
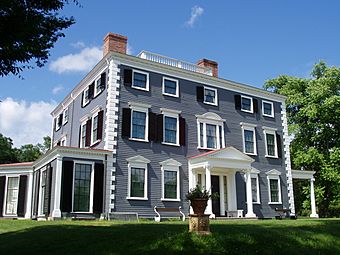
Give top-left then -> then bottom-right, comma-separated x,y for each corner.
0,0 -> 78,77
264,61 -> 340,217
0,133 -> 18,163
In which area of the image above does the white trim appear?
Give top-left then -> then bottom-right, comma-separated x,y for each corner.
128,102 -> 151,110
129,104 -> 149,142
241,95 -> 253,113
91,111 -> 100,146
266,170 -> 282,204
131,69 -> 149,91
240,123 -> 257,155
250,174 -> 261,204
162,77 -> 179,97
94,75 -> 103,97
263,128 -> 278,158
3,175 -> 20,217
82,87 -> 90,107
160,108 -> 181,115
71,161 -> 95,213
162,110 -> 179,146
203,86 -> 218,106
262,100 -> 274,118
197,112 -> 225,150
80,120 -> 87,148
62,108 -> 69,125
160,159 -> 181,201
60,136 -> 67,147
126,160 -> 148,200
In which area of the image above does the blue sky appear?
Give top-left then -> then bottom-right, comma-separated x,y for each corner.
1,0 -> 340,146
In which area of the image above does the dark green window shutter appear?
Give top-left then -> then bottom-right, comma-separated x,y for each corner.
234,95 -> 241,110
149,112 -> 157,142
43,166 -> 53,216
253,99 -> 259,113
277,134 -> 282,158
0,176 -> 6,217
85,118 -> 92,147
179,116 -> 186,146
100,72 -> 106,89
93,163 -> 104,214
157,114 -> 164,142
61,161 -> 74,213
97,110 -> 104,140
124,69 -> 133,86
17,175 -> 28,217
33,171 -> 40,217
196,86 -> 204,102
122,108 -> 131,138
88,82 -> 95,99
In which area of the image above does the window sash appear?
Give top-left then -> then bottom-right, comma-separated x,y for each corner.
164,79 -> 177,95
6,177 -> 19,215
244,130 -> 254,153
242,98 -> 251,111
266,133 -> 275,156
73,163 -> 92,212
92,115 -> 98,142
263,102 -> 272,115
133,72 -> 147,88
130,167 -> 145,198
206,124 -> 217,149
132,111 -> 146,139
164,116 -> 177,144
164,170 -> 177,199
251,177 -> 258,203
270,179 -> 279,202
81,123 -> 87,148
204,88 -> 216,104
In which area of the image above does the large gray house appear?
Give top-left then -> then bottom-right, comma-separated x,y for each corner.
0,33 -> 318,220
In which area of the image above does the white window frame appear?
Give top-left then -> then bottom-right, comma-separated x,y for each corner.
60,136 -> 67,147
262,100 -> 274,118
94,76 -> 103,97
240,122 -> 257,155
263,126 -> 278,158
161,108 -> 181,146
203,86 -> 218,106
80,119 -> 88,148
266,169 -> 282,205
162,77 -> 179,97
91,111 -> 100,146
129,102 -> 150,142
62,108 -> 69,125
3,175 -> 20,216
71,161 -> 95,213
241,95 -> 253,113
126,156 -> 150,200
131,70 -> 149,91
160,159 -> 181,202
250,168 -> 261,204
82,87 -> 90,107
196,112 -> 225,150
55,116 -> 61,131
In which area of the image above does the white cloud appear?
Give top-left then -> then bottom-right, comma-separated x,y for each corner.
52,85 -> 64,95
70,41 -> 86,49
186,6 -> 204,28
0,98 -> 57,147
49,46 -> 102,74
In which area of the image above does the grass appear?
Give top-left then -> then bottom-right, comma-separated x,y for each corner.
0,219 -> 339,254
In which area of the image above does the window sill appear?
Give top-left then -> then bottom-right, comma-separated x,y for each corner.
203,101 -> 218,106
91,139 -> 101,147
129,138 -> 149,143
162,142 -> 180,147
72,211 -> 93,214
241,109 -> 254,114
62,121 -> 68,126
253,202 -> 261,204
55,127 -> 61,132
131,85 -> 149,92
244,152 -> 257,156
268,202 -> 282,205
161,198 -> 181,202
263,114 -> 274,118
197,147 -> 219,151
82,101 -> 90,108
163,92 -> 179,98
127,196 -> 148,201
265,155 -> 278,159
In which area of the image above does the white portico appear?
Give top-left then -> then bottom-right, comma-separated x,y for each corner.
188,146 -> 257,218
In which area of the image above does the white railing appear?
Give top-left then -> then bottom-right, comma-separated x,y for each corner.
137,51 -> 213,76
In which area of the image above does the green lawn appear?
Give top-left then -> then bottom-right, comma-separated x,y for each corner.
0,219 -> 339,255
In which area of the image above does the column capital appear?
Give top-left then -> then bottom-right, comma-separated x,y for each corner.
204,163 -> 212,171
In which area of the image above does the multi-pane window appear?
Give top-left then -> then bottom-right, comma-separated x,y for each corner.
251,177 -> 258,203
130,167 -> 145,198
63,108 -> 68,125
92,115 -> 98,144
73,163 -> 92,212
131,111 -> 146,140
6,177 -> 19,215
206,124 -> 217,149
81,122 -> 87,148
83,88 -> 90,106
163,78 -> 178,97
95,77 -> 102,96
263,101 -> 273,117
241,96 -> 253,112
244,130 -> 255,154
40,170 -> 47,214
133,71 -> 148,90
164,170 -> 177,199
266,133 -> 275,156
164,116 -> 177,144
269,179 -> 279,203
199,123 -> 204,147
197,113 -> 225,150
204,87 -> 217,105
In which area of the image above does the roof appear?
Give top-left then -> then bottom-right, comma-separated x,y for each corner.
0,162 -> 34,167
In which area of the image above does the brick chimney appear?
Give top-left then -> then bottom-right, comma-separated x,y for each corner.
103,32 -> 128,56
197,59 -> 218,77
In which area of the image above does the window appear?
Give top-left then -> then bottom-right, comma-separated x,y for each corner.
80,121 -> 87,148
129,102 -> 150,142
240,123 -> 257,155
160,158 -> 181,201
5,177 -> 19,215
266,169 -> 282,204
94,77 -> 103,96
127,155 -> 150,200
241,95 -> 253,113
250,168 -> 260,204
204,87 -> 218,106
60,136 -> 66,146
55,113 -> 63,131
91,113 -> 99,145
63,108 -> 69,125
73,163 -> 93,212
197,112 -> 225,150
40,170 -> 47,215
132,70 -> 149,91
83,87 -> 90,106
263,127 -> 278,158
161,108 -> 181,146
162,77 -> 179,97
262,100 -> 274,118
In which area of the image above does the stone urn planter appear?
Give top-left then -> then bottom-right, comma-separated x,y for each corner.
190,198 -> 208,215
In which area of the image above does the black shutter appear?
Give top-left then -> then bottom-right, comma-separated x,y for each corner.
100,72 -> 106,90
234,95 -> 241,110
58,113 -> 63,127
122,108 -> 131,138
43,166 -> 53,216
157,114 -> 164,142
253,99 -> 259,113
124,69 -> 133,86
33,171 -> 40,217
93,163 -> 104,214
85,118 -> 92,147
53,118 -> 57,131
17,175 -> 28,217
179,117 -> 186,146
277,134 -> 282,158
61,161 -> 73,213
0,176 -> 6,217
81,92 -> 84,108
78,125 -> 82,147
97,110 -> 104,140
149,112 -> 157,142
196,86 -> 204,102
88,82 -> 95,99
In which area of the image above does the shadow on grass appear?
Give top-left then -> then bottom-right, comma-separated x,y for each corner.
0,220 -> 339,255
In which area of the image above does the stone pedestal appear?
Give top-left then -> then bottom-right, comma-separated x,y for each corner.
189,214 -> 210,235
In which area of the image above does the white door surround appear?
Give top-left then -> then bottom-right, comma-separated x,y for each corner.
188,146 -> 257,218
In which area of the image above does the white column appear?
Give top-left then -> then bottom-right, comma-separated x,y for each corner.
204,164 -> 214,218
52,156 -> 62,218
228,172 -> 237,211
245,170 -> 256,218
24,173 -> 33,219
219,175 -> 225,216
310,178 -> 319,218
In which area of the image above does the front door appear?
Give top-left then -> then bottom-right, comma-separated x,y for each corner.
211,175 -> 220,216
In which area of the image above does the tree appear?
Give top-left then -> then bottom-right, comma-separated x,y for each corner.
264,61 -> 340,217
0,0 -> 78,77
0,133 -> 18,163
37,136 -> 51,154
15,144 -> 42,162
